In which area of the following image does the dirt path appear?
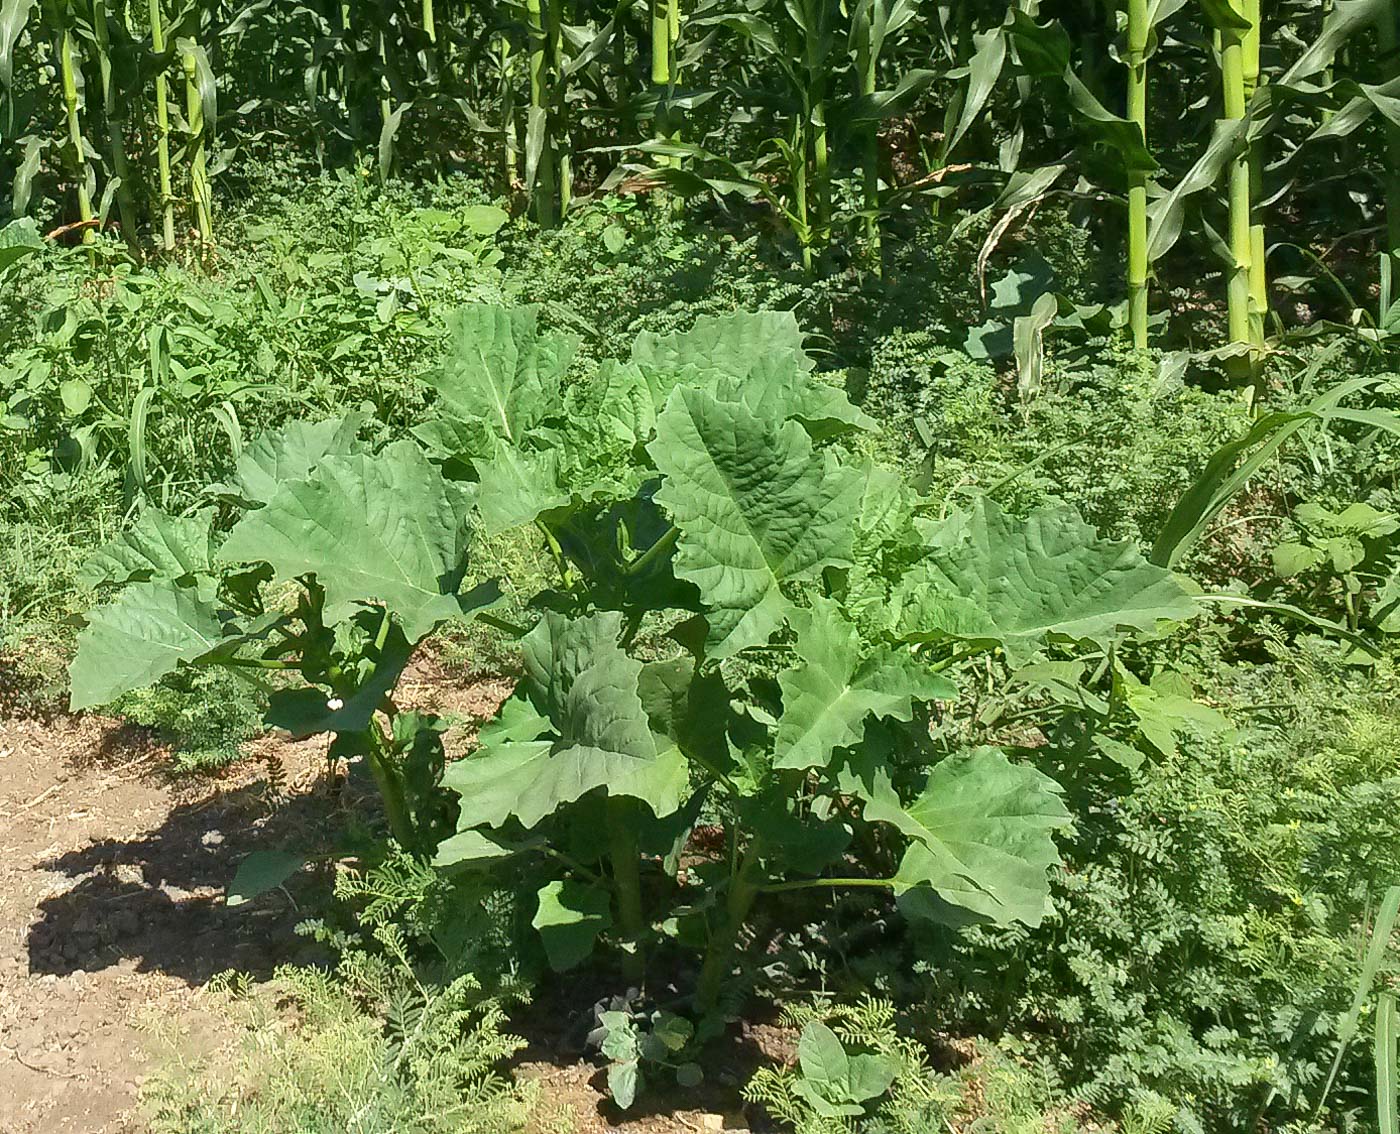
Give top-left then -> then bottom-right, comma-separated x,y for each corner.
0,670 -> 762,1133
0,712 -> 333,1132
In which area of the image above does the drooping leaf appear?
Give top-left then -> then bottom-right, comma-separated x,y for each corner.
773,597 -> 955,770
531,878 -> 613,971
649,389 -> 864,657
863,746 -> 1070,927
265,618 -> 415,737
430,304 -> 577,444
70,582 -> 223,710
227,850 -> 305,906
473,438 -> 568,535
894,498 -> 1196,665
217,440 -> 496,641
78,508 -> 216,588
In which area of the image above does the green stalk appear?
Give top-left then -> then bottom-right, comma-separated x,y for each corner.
810,79 -> 829,248
1219,4 -> 1253,379
1242,0 -> 1267,353
1380,1 -> 1400,316
608,797 -> 646,987
377,26 -> 393,178
59,22 -> 95,245
549,0 -> 569,216
148,0 -> 175,250
1125,0 -> 1149,348
364,724 -> 420,855
693,838 -> 762,1018
92,0 -> 139,253
855,11 -> 880,263
500,34 -> 517,193
650,0 -> 667,85
181,45 -> 212,245
422,0 -> 436,42
525,0 -> 555,225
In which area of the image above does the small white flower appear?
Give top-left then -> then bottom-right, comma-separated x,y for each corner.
327,697 -> 345,712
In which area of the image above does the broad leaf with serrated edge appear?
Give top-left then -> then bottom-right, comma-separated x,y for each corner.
893,498 -> 1196,666
430,304 -> 576,443
773,597 -> 955,770
864,746 -> 1069,927
442,613 -> 688,829
648,389 -> 863,658
217,440 -> 495,642
70,582 -> 223,710
474,438 -> 568,534
213,413 -> 364,506
78,508 -> 216,588
614,311 -> 875,440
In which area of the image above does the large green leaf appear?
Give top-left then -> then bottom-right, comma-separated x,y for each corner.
602,312 -> 875,442
649,389 -> 864,657
531,879 -> 613,971
894,499 -> 1196,665
473,438 -> 568,535
442,613 -> 689,828
78,508 -> 216,588
865,747 -> 1070,927
213,413 -> 364,507
0,216 -> 41,278
217,440 -> 493,641
430,304 -> 577,444
70,582 -> 223,710
773,597 -> 956,770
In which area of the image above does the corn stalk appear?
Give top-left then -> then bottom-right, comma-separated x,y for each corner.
1217,0 -> 1254,377
180,38 -> 213,245
1382,0 -> 1400,315
1125,0 -> 1148,347
91,0 -> 139,252
57,10 -> 95,244
148,0 -> 175,249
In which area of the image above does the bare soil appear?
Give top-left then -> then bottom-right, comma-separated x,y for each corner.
0,664 -> 769,1133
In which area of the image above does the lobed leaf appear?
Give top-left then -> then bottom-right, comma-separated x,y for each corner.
773,597 -> 955,770
868,746 -> 1071,927
649,389 -> 863,658
217,440 -> 494,642
894,498 -> 1196,666
70,582 -> 223,711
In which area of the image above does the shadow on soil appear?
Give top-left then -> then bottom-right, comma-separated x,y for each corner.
26,764 -> 341,984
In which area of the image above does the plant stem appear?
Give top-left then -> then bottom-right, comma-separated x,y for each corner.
855,10 -> 880,266
608,797 -> 646,987
92,0 -> 140,254
694,839 -> 762,1017
58,23 -> 95,246
1241,0 -> 1267,360
1219,3 -> 1253,383
525,0 -> 555,225
759,876 -> 893,893
182,44 -> 213,246
626,526 -> 679,577
500,34 -> 517,193
148,0 -> 176,250
1125,0 -> 1149,348
549,0 -> 569,217
364,723 -> 419,855
1380,0 -> 1400,316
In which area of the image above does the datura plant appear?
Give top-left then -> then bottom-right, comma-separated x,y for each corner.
70,304 -> 1201,1030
